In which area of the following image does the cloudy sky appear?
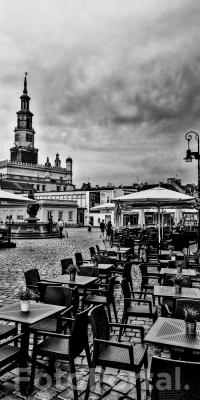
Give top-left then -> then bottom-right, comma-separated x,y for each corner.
1,0 -> 200,188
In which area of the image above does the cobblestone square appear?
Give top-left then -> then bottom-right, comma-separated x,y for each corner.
0,228 -> 153,399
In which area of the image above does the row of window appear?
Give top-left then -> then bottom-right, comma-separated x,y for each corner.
47,211 -> 73,221
35,185 -> 71,192
16,211 -> 74,221
37,194 -> 85,201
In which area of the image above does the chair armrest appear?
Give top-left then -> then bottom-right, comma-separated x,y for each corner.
0,333 -> 25,348
124,297 -> 153,313
57,315 -> 75,322
33,330 -> 71,339
125,297 -> 152,304
85,288 -> 108,295
108,323 -> 144,339
59,305 -> 74,317
26,284 -> 39,290
130,290 -> 155,300
94,338 -> 133,350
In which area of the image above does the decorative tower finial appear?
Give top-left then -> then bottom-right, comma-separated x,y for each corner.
23,72 -> 28,95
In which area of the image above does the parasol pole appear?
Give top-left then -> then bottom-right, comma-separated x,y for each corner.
161,209 -> 164,238
158,205 -> 161,251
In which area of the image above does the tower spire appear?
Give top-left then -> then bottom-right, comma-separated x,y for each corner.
23,72 -> 28,94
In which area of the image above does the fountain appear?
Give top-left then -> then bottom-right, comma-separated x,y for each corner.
10,191 -> 59,239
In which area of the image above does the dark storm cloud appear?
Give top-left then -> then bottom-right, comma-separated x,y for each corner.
1,0 -> 200,185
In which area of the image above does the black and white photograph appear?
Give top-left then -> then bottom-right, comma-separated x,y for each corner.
0,0 -> 200,398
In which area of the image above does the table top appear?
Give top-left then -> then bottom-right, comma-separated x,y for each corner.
144,317 -> 200,351
160,250 -> 171,255
172,251 -> 184,257
0,301 -> 66,325
160,250 -> 184,256
107,247 -> 130,254
160,268 -> 196,276
47,274 -> 98,287
154,285 -> 200,298
81,263 -> 113,271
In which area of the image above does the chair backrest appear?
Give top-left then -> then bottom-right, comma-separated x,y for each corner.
63,286 -> 80,315
89,247 -> 96,258
61,258 -> 73,274
173,298 -> 200,320
88,304 -> 110,355
44,285 -> 66,306
163,274 -> 191,288
150,355 -> 200,400
122,262 -> 132,280
24,268 -> 40,287
96,244 -> 101,253
121,278 -> 131,308
168,260 -> 176,268
107,276 -> 116,304
70,306 -> 92,358
78,266 -> 99,277
75,252 -> 83,267
139,263 -> 149,284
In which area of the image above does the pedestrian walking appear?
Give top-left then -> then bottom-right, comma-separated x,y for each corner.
58,218 -> 64,238
48,216 -> 53,233
106,220 -> 113,245
88,221 -> 92,232
99,219 -> 106,238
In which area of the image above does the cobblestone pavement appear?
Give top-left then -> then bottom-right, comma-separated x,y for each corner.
0,228 -> 154,400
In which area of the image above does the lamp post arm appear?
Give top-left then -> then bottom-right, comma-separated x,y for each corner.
185,131 -> 200,250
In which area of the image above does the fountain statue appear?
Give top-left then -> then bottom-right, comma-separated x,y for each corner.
26,190 -> 40,223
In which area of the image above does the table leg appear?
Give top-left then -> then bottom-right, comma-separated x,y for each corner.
19,323 -> 32,395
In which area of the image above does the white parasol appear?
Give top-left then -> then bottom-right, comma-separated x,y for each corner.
112,187 -> 195,244
0,189 -> 35,203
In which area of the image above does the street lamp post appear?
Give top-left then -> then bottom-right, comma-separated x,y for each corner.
184,130 -> 200,250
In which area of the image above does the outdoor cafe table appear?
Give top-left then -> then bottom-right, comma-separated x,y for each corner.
144,317 -> 200,358
107,247 -> 131,260
160,268 -> 196,277
81,263 -> 114,272
0,301 -> 66,395
81,263 -> 114,282
154,285 -> 200,299
46,274 -> 98,288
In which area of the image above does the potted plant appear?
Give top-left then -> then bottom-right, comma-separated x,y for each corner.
67,264 -> 80,281
176,261 -> 183,274
174,273 -> 184,294
91,254 -> 101,267
184,306 -> 199,335
16,287 -> 35,312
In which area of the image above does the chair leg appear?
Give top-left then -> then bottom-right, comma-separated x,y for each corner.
100,366 -> 105,385
69,358 -> 78,400
85,342 -> 92,368
85,360 -> 96,400
118,312 -> 127,341
129,278 -> 133,292
30,338 -> 37,391
135,371 -> 141,400
48,358 -> 55,381
112,301 -> 118,322
107,305 -> 112,322
144,355 -> 150,396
